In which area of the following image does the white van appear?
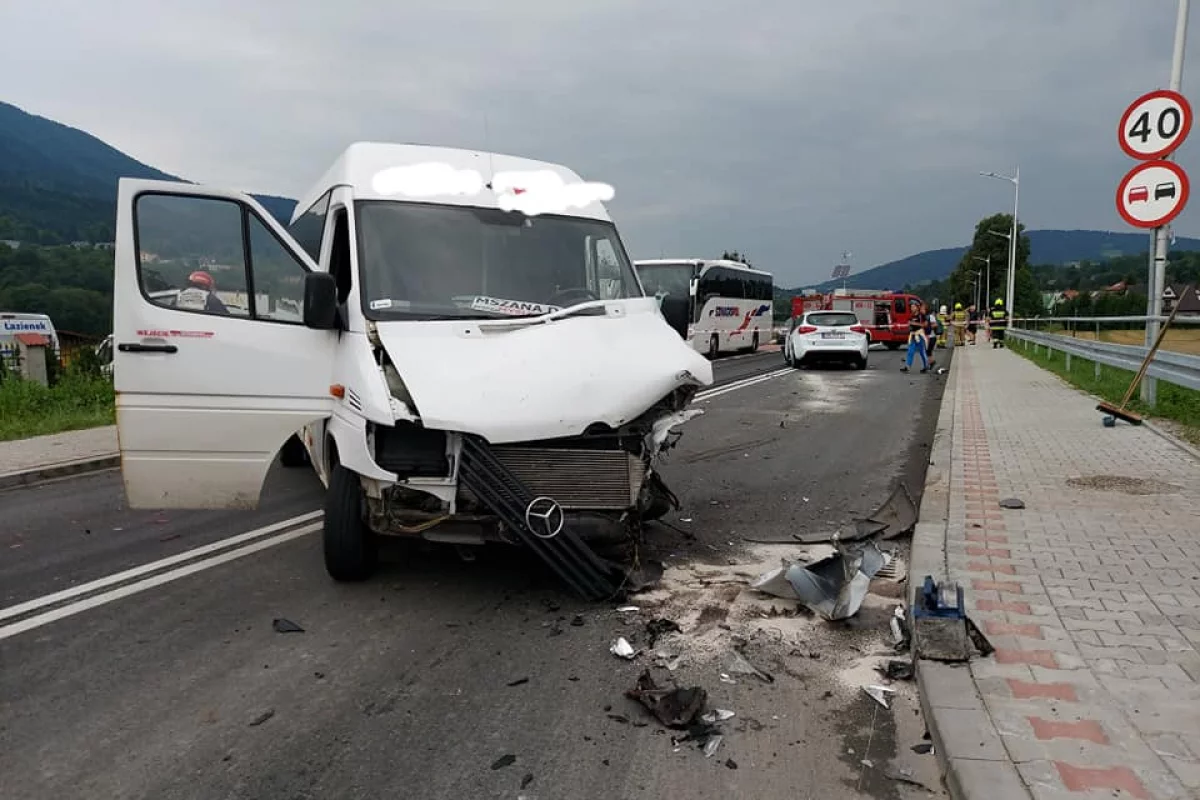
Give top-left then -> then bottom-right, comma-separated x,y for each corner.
111,142 -> 714,599
1,312 -> 60,365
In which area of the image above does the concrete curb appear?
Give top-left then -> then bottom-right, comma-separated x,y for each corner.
0,453 -> 120,492
907,348 -> 1032,800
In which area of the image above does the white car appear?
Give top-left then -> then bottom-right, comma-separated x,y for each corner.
783,310 -> 869,369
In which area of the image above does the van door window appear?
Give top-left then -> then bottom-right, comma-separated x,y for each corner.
136,194 -> 250,318
135,193 -> 309,323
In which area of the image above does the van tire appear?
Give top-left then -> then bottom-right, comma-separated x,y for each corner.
885,342 -> 902,351
323,465 -> 377,582
280,434 -> 309,468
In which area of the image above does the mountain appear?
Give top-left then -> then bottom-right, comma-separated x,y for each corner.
798,229 -> 1200,293
0,100 -> 296,244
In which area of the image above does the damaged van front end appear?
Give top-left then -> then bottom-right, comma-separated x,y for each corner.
354,297 -> 712,598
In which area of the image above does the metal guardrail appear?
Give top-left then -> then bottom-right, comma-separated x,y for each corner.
1006,327 -> 1200,394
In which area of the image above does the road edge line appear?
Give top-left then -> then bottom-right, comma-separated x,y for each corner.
0,453 -> 121,492
907,348 -> 1031,800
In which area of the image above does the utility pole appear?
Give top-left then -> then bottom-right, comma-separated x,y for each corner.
1145,0 -> 1190,405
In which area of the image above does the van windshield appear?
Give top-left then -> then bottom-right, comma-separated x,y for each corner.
355,201 -> 642,320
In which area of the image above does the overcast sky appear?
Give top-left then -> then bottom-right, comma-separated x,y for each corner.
4,1 -> 1197,286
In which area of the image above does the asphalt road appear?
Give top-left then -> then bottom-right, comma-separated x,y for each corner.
0,345 -> 952,800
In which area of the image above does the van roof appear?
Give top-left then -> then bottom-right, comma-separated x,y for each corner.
290,142 -> 611,224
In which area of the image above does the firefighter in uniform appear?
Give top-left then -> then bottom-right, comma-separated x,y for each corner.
951,302 -> 967,346
989,298 -> 1008,349
176,271 -> 230,315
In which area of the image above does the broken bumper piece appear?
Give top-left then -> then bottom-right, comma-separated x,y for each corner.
750,540 -> 892,621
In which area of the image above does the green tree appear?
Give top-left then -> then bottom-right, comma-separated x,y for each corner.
948,213 -> 1030,308
1013,265 -> 1042,318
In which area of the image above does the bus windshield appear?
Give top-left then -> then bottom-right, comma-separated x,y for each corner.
355,201 -> 642,320
636,262 -> 697,301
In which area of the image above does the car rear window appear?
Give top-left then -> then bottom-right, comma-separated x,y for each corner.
807,312 -> 858,327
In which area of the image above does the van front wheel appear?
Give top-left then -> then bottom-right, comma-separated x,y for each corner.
323,465 -> 378,582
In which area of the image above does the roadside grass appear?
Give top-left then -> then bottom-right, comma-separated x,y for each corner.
1041,325 -> 1200,356
0,370 -> 115,442
1009,338 -> 1200,446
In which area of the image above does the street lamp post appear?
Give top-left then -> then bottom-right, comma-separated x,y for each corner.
980,167 -> 1021,314
973,254 -> 992,310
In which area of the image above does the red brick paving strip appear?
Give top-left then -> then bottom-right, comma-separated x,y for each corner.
1054,763 -> 1149,799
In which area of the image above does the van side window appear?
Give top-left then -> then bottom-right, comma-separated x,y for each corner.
134,193 -> 309,323
288,190 -> 331,263
593,238 -> 623,299
135,194 -> 251,318
328,208 -> 353,306
247,214 -> 308,323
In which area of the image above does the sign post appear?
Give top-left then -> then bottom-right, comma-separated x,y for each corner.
1116,0 -> 1191,405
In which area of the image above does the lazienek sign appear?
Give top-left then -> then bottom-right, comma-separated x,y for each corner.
2,320 -> 50,332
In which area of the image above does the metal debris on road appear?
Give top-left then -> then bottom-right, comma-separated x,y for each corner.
725,758 -> 738,769
750,539 -> 892,621
625,669 -> 708,729
272,618 -> 305,633
703,734 -> 724,757
890,605 -> 910,650
862,685 -> 896,709
610,637 -> 639,660
701,709 -> 736,724
724,649 -> 774,683
999,497 -> 1026,509
491,754 -> 517,770
615,605 -> 640,613
507,677 -> 530,687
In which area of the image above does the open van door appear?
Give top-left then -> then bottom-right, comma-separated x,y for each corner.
113,178 -> 338,509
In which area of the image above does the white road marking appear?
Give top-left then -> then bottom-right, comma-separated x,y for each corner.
696,368 -> 792,401
0,510 -> 322,623
1,364 -> 790,641
0,523 -> 322,641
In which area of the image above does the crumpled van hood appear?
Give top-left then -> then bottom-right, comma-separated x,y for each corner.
374,297 -> 713,443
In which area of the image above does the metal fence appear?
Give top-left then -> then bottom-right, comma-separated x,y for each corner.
1005,320 -> 1200,404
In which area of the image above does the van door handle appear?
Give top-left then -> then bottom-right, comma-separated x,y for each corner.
118,343 -> 178,354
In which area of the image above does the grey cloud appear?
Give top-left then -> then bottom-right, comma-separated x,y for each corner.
3,0 -> 1197,285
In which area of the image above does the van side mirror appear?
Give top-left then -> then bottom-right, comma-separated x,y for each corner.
303,272 -> 340,330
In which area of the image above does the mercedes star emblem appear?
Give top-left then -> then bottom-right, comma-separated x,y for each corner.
524,496 -> 565,539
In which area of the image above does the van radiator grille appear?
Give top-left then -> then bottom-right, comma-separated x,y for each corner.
472,447 -> 644,510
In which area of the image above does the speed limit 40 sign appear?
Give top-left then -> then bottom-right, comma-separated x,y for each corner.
1119,89 -> 1193,160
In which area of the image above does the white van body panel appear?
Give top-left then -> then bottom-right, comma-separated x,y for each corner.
113,178 -> 337,509
372,297 -> 713,443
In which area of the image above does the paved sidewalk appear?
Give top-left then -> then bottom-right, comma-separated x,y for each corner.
0,425 -> 118,475
919,343 -> 1200,799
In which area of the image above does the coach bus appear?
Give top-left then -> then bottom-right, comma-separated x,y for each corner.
634,258 -> 774,358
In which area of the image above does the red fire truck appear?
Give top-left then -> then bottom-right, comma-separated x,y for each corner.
791,289 -> 924,350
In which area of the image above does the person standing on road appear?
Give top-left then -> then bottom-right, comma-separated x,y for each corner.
966,304 -> 979,345
990,298 -> 1009,349
924,305 -> 938,369
951,302 -> 967,346
901,303 -> 929,373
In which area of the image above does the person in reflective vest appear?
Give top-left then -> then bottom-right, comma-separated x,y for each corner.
951,302 -> 967,346
175,271 -> 230,315
989,298 -> 1009,349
